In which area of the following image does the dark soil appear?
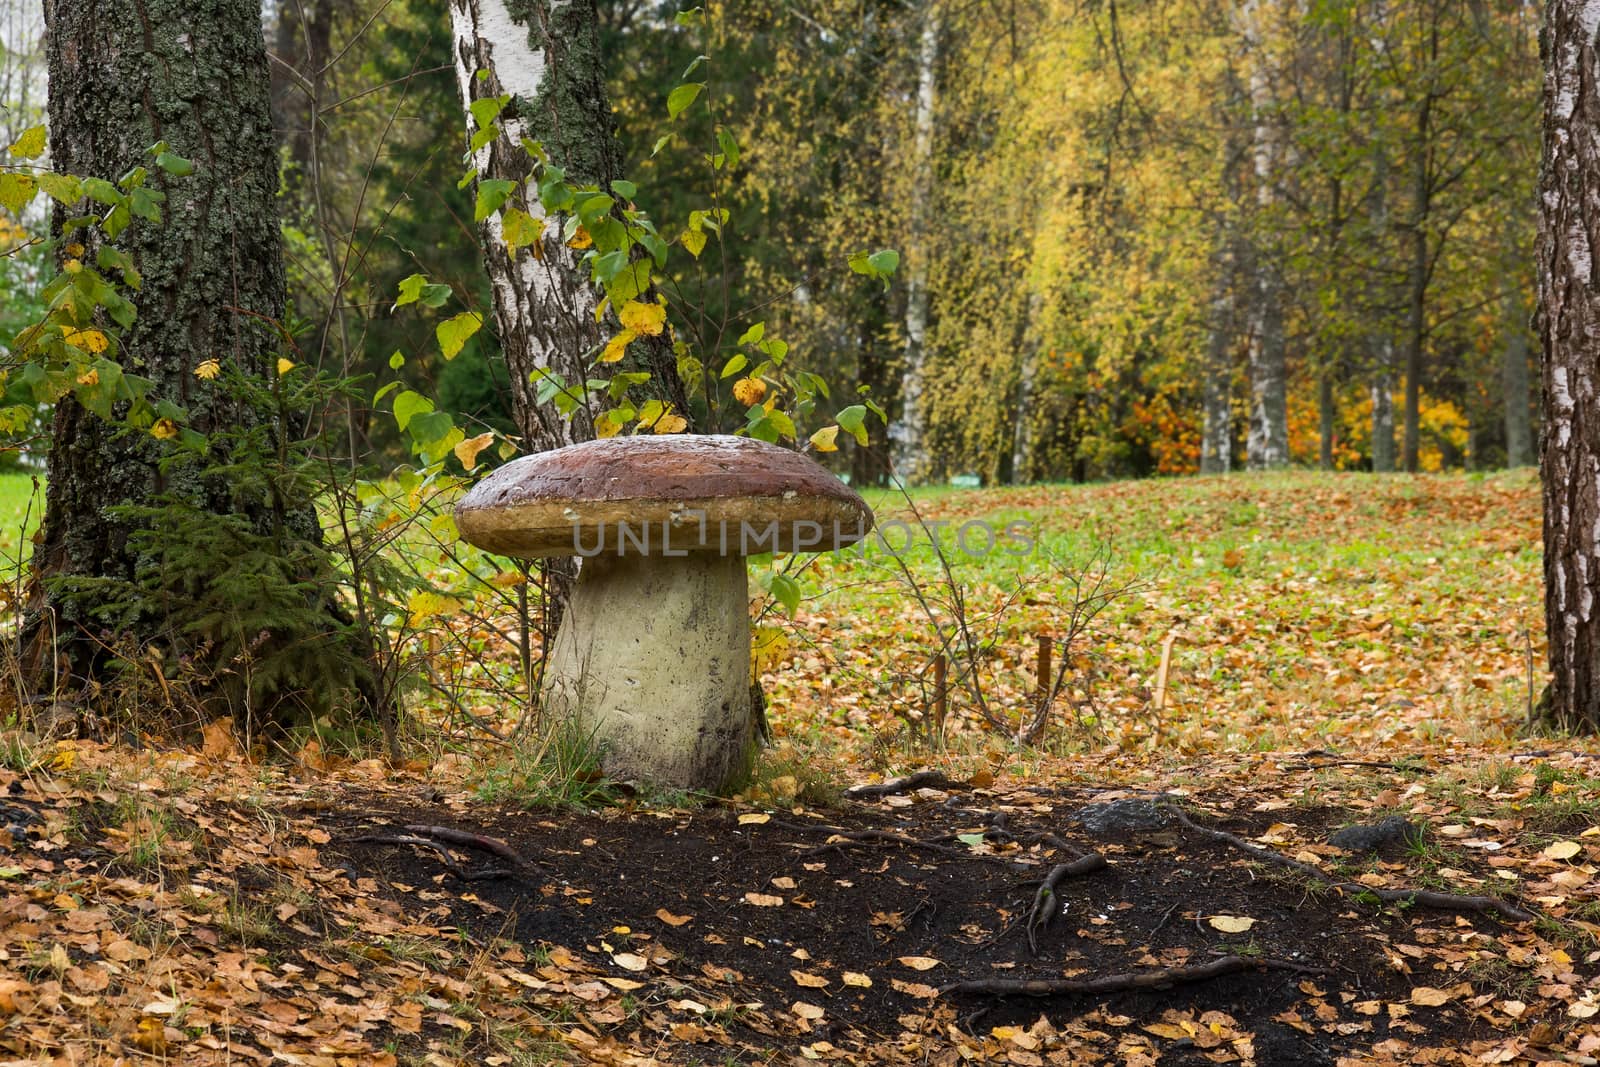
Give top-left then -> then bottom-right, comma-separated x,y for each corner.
315,785 -> 1508,1064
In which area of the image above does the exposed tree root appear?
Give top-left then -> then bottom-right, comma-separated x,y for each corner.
403,823 -> 533,871
346,834 -> 511,882
1166,807 -> 1537,924
844,770 -> 956,799
940,954 -> 1328,998
1026,853 -> 1110,955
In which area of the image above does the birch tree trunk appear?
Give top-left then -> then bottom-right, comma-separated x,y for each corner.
1537,0 -> 1600,730
1200,249 -> 1235,474
1239,0 -> 1289,470
889,4 -> 939,485
1367,151 -> 1397,473
1503,290 -> 1533,468
1371,343 -> 1397,472
1008,293 -> 1042,484
449,0 -> 689,454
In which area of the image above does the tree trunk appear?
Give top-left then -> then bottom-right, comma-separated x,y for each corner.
1239,0 -> 1288,471
1504,290 -> 1533,468
1200,250 -> 1234,475
889,4 -> 939,485
1009,293 -> 1042,484
27,0 -> 346,708
449,0 -> 690,454
1318,370 -> 1335,470
1371,345 -> 1396,473
1537,0 -> 1600,730
1400,57 -> 1435,473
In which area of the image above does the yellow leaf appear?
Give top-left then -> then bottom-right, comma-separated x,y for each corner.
655,908 -> 692,927
751,625 -> 789,681
791,970 -> 829,988
7,125 -> 45,160
568,225 -> 593,249
842,972 -> 872,988
63,327 -> 108,354
131,1016 -> 168,1054
738,813 -> 771,825
619,299 -> 668,337
1409,986 -> 1450,1007
809,425 -> 840,453
743,892 -> 784,907
150,418 -> 179,441
277,357 -> 296,375
502,206 -> 544,253
732,377 -> 767,407
1144,1022 -> 1192,1040
1544,840 -> 1583,861
1206,915 -> 1256,933
897,956 -> 941,971
75,368 -> 98,387
650,413 -> 688,434
453,432 -> 496,471
681,228 -> 707,258
194,359 -> 221,380
791,1001 -> 824,1022
601,328 -> 637,363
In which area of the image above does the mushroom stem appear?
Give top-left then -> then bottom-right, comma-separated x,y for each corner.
541,550 -> 757,793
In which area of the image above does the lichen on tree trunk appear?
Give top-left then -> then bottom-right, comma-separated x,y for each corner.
25,0 -> 285,681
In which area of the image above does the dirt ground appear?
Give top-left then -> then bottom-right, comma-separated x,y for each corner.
319,775 -> 1523,1065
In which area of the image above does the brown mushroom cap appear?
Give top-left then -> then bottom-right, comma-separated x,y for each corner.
455,434 -> 875,557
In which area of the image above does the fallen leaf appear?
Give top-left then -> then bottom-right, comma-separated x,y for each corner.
738,813 -> 770,825
842,972 -> 873,988
792,1001 -> 824,1021
898,956 -> 942,971
611,952 -> 648,972
791,970 -> 829,988
1544,840 -> 1583,861
1206,915 -> 1256,933
1409,986 -> 1450,1007
744,892 -> 784,907
655,908 -> 692,927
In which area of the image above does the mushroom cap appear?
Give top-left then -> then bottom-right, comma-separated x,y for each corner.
455,434 -> 875,557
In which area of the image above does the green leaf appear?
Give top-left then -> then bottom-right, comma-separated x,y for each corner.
667,82 -> 704,120
674,8 -> 704,28
738,321 -> 765,346
720,353 -> 748,379
769,573 -> 802,616
6,124 -> 46,160
469,94 -> 508,130
407,410 -> 455,447
389,351 -> 405,370
154,151 -> 194,176
610,179 -> 638,199
652,133 -> 673,157
957,833 -> 985,848
36,172 -> 81,205
716,127 -> 740,169
501,207 -> 544,253
394,273 -> 452,310
868,249 -> 900,275
393,389 -> 434,431
474,178 -> 517,222
605,259 -> 652,304
836,404 -> 869,446
436,311 -> 483,361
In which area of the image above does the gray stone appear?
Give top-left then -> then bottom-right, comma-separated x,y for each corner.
1327,815 -> 1425,853
1076,798 -> 1173,837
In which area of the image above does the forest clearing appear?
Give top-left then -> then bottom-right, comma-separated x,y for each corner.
0,472 -> 1581,1066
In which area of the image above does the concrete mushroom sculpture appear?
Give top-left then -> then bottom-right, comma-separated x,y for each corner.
455,435 -> 874,793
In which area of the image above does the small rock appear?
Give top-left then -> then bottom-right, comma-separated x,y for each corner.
1076,798 -> 1172,837
1327,815 -> 1425,853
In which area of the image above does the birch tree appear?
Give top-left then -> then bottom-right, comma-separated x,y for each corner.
1537,0 -> 1600,729
449,0 -> 690,454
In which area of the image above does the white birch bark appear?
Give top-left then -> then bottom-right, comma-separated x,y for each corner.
889,4 -> 939,484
